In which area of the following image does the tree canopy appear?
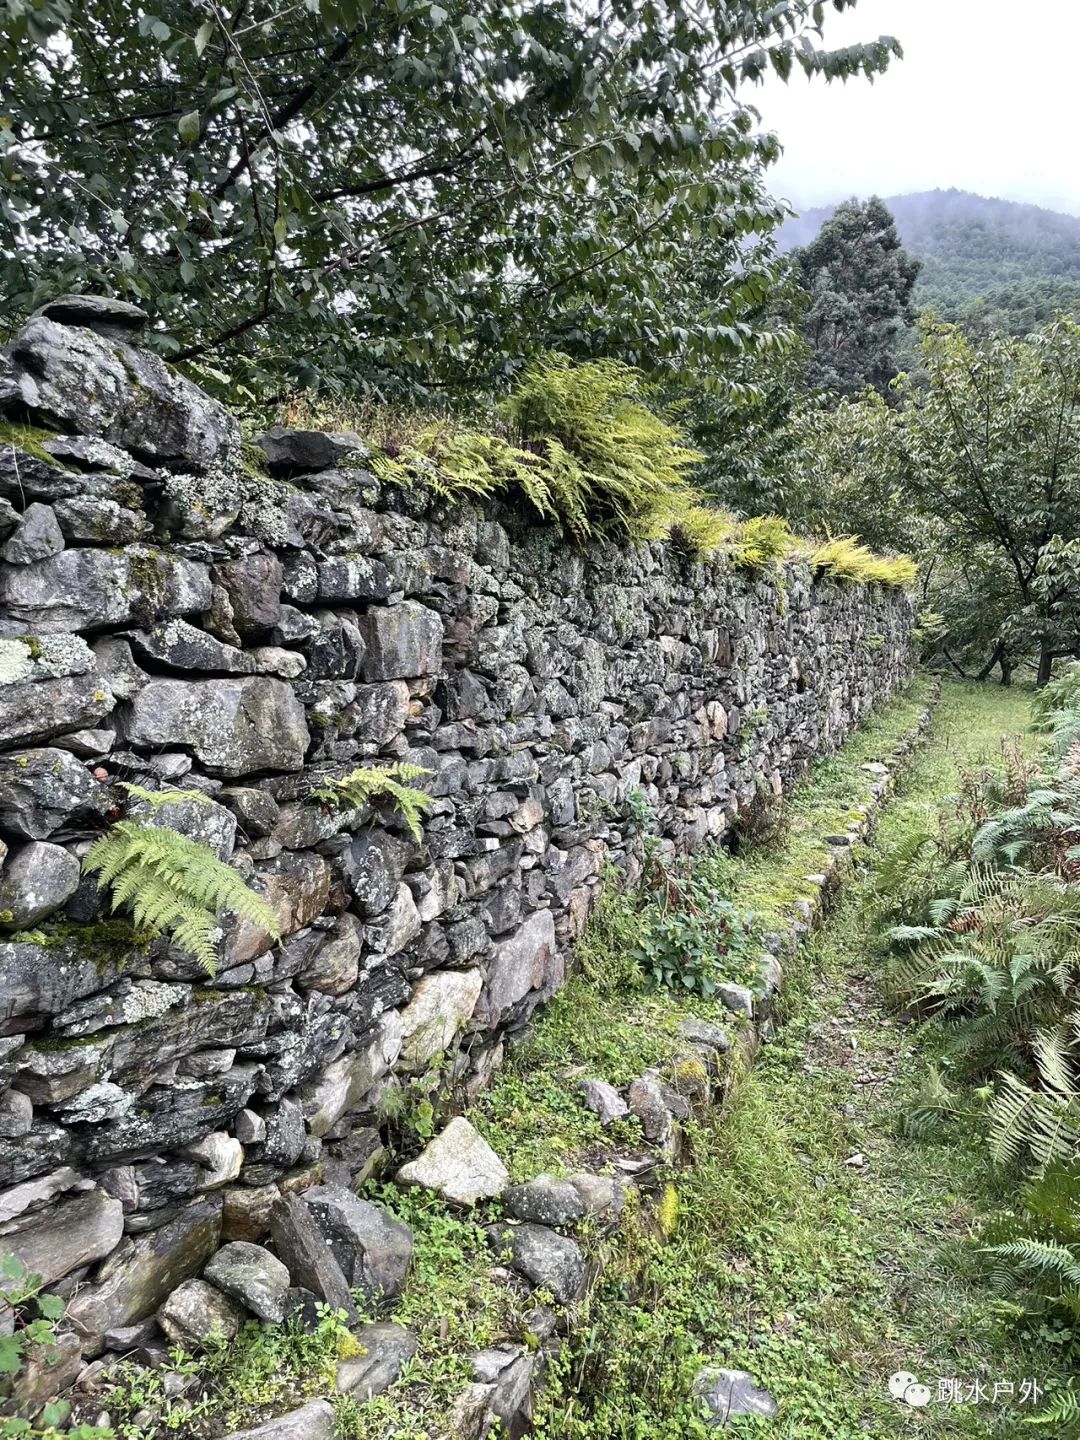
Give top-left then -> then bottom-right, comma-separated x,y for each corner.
0,1 -> 898,401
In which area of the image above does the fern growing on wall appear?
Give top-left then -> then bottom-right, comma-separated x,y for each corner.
83,790 -> 280,976
311,762 -> 433,842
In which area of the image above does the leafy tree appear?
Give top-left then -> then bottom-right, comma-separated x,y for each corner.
906,319 -> 1080,684
794,196 -> 920,395
0,1 -> 898,401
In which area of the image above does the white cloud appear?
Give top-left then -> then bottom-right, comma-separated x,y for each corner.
753,0 -> 1080,215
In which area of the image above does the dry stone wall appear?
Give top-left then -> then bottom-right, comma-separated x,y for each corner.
0,298 -> 915,1357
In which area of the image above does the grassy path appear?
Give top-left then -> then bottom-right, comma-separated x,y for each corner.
506,677 -> 1065,1440
680,679 -> 1061,1439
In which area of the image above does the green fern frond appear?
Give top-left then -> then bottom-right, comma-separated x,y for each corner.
83,815 -> 279,977
311,762 -> 433,842
117,782 -> 212,810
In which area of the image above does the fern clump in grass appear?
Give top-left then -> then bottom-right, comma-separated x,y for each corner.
83,789 -> 279,976
311,762 -> 433,842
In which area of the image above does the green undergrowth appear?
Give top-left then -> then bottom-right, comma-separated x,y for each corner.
522,680 -> 1067,1439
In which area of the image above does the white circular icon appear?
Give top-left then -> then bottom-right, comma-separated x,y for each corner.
904,1383 -> 932,1408
888,1371 -> 918,1400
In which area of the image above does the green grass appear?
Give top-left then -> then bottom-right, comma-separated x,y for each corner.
527,679 -> 1065,1439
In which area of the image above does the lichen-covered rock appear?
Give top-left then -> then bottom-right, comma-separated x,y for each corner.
0,839 -> 81,925
203,1240 -> 291,1323
0,934 -> 131,1026
0,544 -> 210,633
125,619 -> 252,674
123,676 -> 309,776
303,1184 -> 413,1301
215,550 -> 283,636
485,1221 -> 587,1304
1,502 -> 64,564
220,1400 -> 338,1440
396,1117 -> 508,1206
504,1174 -> 585,1226
53,494 -> 152,544
4,314 -> 240,471
0,670 -> 114,749
0,745 -> 100,838
157,1277 -> 245,1348
577,1078 -> 629,1127
267,1192 -> 355,1316
358,600 -> 443,680
398,968 -> 482,1071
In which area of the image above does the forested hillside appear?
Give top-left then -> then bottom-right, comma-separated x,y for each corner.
780,188 -> 1080,333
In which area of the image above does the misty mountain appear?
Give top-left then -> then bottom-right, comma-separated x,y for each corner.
778,189 -> 1080,333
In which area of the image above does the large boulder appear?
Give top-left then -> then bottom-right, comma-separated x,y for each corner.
480,909 -> 558,1028
203,1240 -> 291,1323
123,677 -> 309,776
397,969 -> 482,1071
3,313 -> 240,472
0,545 -> 210,634
485,1222 -> 587,1305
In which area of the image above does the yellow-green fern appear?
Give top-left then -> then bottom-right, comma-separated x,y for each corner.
311,762 -> 433,842
811,535 -> 917,588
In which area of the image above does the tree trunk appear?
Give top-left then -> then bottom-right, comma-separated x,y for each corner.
1037,643 -> 1054,688
976,642 -> 1003,682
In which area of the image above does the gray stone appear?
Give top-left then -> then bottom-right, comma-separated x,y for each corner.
471,1343 -> 537,1437
504,1174 -> 585,1226
485,1222 -> 586,1304
693,1366 -> 779,1428
397,1117 -> 508,1206
0,934 -> 130,1025
127,791 -> 237,861
219,1399 -> 337,1440
569,1173 -> 626,1220
215,550 -> 283,635
577,1078 -> 629,1127
1,1187 -> 123,1287
334,1320 -> 417,1400
268,1192 -> 356,1317
0,840 -> 81,925
53,495 -> 151,544
716,983 -> 754,1019
250,646 -> 306,679
627,1071 -> 674,1147
482,908 -> 557,1028
181,1132 -> 244,1190
126,619 -> 252,675
65,1195 -> 222,1356
157,1278 -> 245,1348
296,913 -> 360,996
2,502 -> 64,564
203,1241 -> 291,1323
0,670 -> 114,749
378,882 -> 422,956
676,1018 -> 731,1056
123,677 -> 309,776
53,727 -> 115,758
32,292 -> 148,339
0,442 -> 83,504
344,829 -> 411,917
0,1088 -> 32,1138
398,968 -> 483,1071
358,600 -> 443,680
0,746 -> 100,838
317,554 -> 392,603
218,787 -> 280,839
4,314 -> 240,472
303,1184 -> 413,1301
0,544 -> 210,634
257,426 -> 366,474
301,1011 -> 404,1137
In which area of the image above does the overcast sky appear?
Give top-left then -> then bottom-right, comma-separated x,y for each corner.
754,0 -> 1080,216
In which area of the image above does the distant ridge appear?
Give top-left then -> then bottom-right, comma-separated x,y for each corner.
777,189 -> 1080,330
